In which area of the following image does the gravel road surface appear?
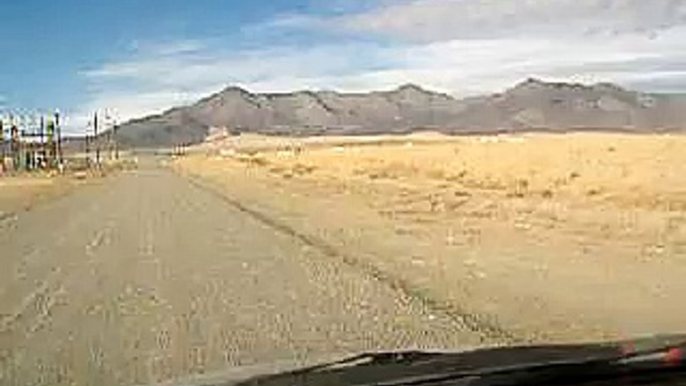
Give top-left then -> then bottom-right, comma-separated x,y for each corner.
0,160 -> 485,385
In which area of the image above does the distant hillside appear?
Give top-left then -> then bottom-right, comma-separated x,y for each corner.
114,79 -> 686,147
453,79 -> 686,131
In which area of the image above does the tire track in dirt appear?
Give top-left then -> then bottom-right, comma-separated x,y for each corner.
181,172 -> 522,345
0,268 -> 62,333
0,190 -> 121,382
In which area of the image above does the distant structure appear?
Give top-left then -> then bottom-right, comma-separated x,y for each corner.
0,111 -> 63,173
85,109 -> 120,167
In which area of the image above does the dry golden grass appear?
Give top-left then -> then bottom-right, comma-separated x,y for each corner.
0,160 -> 131,214
176,132 -> 686,342
0,175 -> 66,214
220,133 -> 685,211
181,132 -> 686,252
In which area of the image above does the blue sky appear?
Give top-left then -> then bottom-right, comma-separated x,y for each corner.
1,0 -> 686,133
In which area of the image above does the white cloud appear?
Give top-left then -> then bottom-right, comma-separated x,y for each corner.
75,41 -> 401,131
342,0 -> 686,42
71,0 -> 686,133
140,39 -> 206,56
239,13 -> 324,36
62,88 -> 217,135
386,26 -> 686,95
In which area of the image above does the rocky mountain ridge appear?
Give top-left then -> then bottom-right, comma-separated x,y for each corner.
115,79 -> 686,147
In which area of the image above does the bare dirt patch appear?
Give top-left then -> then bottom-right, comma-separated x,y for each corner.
0,175 -> 75,216
0,160 -> 136,217
175,132 -> 686,343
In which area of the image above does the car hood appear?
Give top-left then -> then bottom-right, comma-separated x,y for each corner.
141,335 -> 686,386
141,347 -> 483,386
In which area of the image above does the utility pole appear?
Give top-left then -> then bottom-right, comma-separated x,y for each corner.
0,120 -> 4,173
114,121 -> 119,160
55,110 -> 63,168
107,128 -> 112,160
39,115 -> 45,168
10,116 -> 20,171
94,111 -> 100,167
85,129 -> 90,168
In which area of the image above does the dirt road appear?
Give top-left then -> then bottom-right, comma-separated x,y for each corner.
0,159 -> 486,386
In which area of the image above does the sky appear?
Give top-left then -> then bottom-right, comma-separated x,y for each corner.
1,0 -> 686,133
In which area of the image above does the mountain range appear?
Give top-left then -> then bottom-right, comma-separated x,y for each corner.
114,78 -> 686,147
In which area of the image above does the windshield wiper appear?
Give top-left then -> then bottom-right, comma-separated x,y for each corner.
228,334 -> 686,386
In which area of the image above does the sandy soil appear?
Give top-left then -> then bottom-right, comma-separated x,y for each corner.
0,157 -> 137,218
1,163 -> 483,386
175,132 -> 686,343
0,175 -> 77,217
